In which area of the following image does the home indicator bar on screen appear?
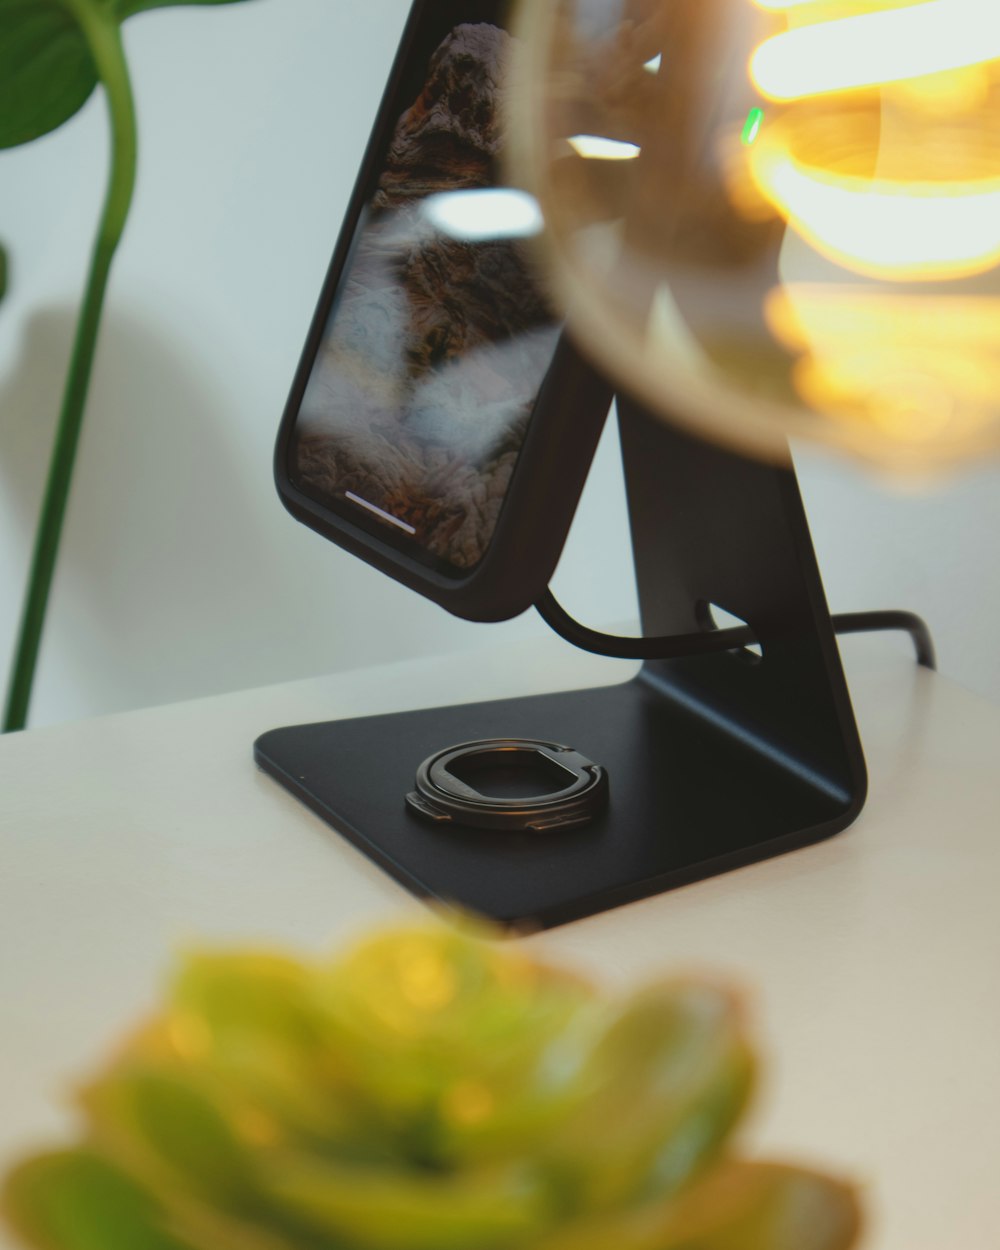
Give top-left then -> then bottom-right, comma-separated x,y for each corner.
346,492 -> 417,535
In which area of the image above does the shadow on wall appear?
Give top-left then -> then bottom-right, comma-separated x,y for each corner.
0,308 -> 66,527
0,302 -> 297,724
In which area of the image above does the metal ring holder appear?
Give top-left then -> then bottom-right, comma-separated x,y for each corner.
406,738 -> 608,832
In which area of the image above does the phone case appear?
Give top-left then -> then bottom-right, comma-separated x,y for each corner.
273,0 -> 612,623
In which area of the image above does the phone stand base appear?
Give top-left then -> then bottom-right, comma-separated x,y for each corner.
254,666 -> 858,929
256,402 -> 867,930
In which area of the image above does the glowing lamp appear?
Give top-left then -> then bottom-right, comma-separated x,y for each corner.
508,0 -> 1000,472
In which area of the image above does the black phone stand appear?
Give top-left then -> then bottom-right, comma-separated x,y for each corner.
255,397 -> 867,929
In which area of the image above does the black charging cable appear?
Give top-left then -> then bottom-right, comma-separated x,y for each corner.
536,590 -> 937,670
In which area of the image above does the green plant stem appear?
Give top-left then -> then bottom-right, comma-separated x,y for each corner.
2,3 -> 137,732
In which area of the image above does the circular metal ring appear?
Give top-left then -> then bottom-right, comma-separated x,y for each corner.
406,737 -> 608,833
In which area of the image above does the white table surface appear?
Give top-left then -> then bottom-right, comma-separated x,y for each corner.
1,635 -> 998,1249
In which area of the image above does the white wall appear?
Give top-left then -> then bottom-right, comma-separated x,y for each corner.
1,0 -> 998,729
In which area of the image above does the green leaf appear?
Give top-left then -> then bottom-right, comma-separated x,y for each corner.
0,0 -> 254,152
542,981 -> 755,1213
317,925 -> 595,1167
0,0 -> 98,149
76,1066 -> 312,1250
1,1149 -> 193,1250
166,951 -> 382,1153
265,1156 -> 550,1250
657,1162 -> 862,1250
537,1162 -> 862,1250
81,1067 -> 258,1210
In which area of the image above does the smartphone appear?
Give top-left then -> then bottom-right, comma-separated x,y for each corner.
273,0 -> 612,622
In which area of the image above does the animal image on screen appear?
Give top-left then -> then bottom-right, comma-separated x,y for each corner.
288,19 -> 559,574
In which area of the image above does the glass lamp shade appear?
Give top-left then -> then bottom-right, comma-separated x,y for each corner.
507,0 -> 1000,473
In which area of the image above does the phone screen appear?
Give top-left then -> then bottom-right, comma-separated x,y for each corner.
286,2 -> 559,576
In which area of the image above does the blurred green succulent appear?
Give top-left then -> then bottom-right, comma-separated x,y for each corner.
2,921 -> 861,1250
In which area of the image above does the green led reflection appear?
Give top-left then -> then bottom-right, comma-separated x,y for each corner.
741,107 -> 764,145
